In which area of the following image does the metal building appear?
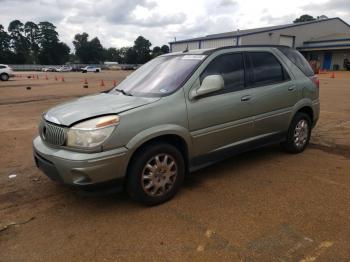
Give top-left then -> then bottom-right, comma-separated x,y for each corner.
169,17 -> 350,71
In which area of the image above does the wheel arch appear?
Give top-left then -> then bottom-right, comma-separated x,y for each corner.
296,106 -> 314,124
125,130 -> 192,179
0,72 -> 9,79
290,99 -> 315,126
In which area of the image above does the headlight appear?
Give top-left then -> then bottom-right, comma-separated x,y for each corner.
66,115 -> 119,148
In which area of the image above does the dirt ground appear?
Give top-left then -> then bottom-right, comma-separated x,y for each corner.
0,70 -> 349,261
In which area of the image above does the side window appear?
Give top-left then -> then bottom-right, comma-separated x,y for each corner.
247,52 -> 289,87
200,53 -> 245,93
0,66 -> 6,69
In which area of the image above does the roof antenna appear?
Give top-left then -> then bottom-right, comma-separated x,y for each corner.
183,44 -> 189,53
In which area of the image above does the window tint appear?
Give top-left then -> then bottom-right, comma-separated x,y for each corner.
201,53 -> 245,93
0,66 -> 6,69
278,47 -> 314,76
247,52 -> 288,86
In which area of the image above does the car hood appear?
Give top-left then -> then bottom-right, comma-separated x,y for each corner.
44,93 -> 160,126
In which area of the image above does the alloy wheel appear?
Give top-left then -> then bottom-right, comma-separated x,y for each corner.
293,119 -> 309,149
141,154 -> 178,197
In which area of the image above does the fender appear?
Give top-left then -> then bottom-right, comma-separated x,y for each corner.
289,97 -> 318,125
125,124 -> 194,157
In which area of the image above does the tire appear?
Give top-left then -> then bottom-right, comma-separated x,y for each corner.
127,143 -> 185,206
95,69 -> 100,73
82,70 -> 87,73
281,112 -> 312,153
0,73 -> 9,81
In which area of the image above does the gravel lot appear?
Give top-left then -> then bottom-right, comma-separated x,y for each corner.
0,70 -> 349,261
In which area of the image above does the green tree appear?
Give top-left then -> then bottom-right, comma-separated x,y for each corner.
73,33 -> 90,63
8,20 -> 30,63
160,45 -> 169,54
133,36 -> 151,64
152,44 -> 170,58
37,22 -> 69,64
88,37 -> 104,63
152,46 -> 162,58
125,47 -> 138,64
0,24 -> 14,63
73,33 -> 104,63
293,14 -> 316,23
104,47 -> 121,62
55,42 -> 70,64
24,21 -> 40,63
118,47 -> 130,63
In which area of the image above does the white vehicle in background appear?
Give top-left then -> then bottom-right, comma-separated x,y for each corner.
0,64 -> 14,81
56,66 -> 72,72
81,66 -> 101,73
42,67 -> 56,72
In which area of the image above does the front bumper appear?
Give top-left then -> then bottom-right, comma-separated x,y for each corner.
33,136 -> 129,186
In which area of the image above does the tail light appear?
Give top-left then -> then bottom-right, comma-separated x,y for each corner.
310,75 -> 319,88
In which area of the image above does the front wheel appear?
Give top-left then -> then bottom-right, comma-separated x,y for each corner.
281,112 -> 312,153
0,73 -> 9,81
127,143 -> 185,206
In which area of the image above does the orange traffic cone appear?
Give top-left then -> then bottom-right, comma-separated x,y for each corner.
330,72 -> 335,78
83,78 -> 88,88
55,76 -> 58,81
45,75 -> 48,80
100,80 -> 105,87
61,77 -> 65,82
112,80 -> 117,86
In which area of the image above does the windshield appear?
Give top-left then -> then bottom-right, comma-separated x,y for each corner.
110,54 -> 206,97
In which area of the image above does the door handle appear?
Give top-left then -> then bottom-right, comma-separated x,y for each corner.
288,86 -> 296,91
241,95 -> 251,102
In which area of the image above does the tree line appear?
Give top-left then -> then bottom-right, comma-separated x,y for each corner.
0,20 -> 169,65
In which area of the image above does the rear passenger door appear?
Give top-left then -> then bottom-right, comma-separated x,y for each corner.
245,51 -> 298,136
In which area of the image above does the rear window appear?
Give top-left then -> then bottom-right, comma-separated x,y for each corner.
278,47 -> 314,76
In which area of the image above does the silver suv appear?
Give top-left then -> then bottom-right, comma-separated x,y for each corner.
33,45 -> 320,205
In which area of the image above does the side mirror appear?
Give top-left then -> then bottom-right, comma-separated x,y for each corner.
192,75 -> 224,98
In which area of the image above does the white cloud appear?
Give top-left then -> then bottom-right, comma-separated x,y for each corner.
0,0 -> 349,50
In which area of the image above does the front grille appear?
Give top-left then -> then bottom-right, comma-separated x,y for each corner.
40,120 -> 67,146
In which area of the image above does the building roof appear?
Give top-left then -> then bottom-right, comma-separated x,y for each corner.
169,17 -> 350,44
163,45 -> 292,56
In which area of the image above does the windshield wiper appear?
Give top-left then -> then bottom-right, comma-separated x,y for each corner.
115,88 -> 132,96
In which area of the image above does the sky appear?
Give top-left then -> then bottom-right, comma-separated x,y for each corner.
0,0 -> 349,50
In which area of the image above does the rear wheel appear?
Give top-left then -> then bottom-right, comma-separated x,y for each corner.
0,73 -> 9,81
281,112 -> 311,153
127,143 -> 185,205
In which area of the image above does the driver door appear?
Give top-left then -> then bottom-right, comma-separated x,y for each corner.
186,52 -> 254,157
